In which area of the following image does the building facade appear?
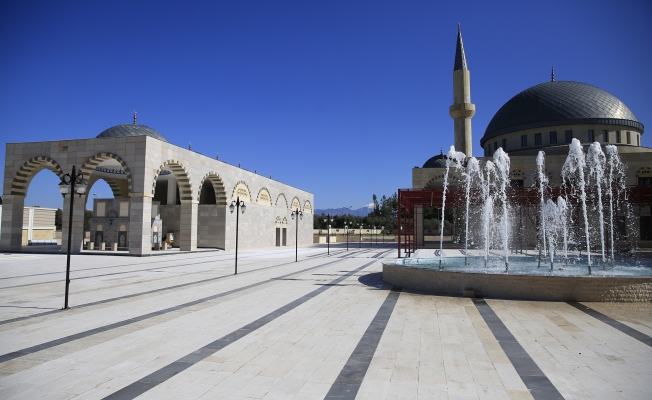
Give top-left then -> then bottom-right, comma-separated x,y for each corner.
1,123 -> 314,255
412,27 -> 651,247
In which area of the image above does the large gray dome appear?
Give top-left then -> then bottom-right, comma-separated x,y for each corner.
97,124 -> 168,142
481,81 -> 643,146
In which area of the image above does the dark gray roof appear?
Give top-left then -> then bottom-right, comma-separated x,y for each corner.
96,124 -> 168,142
422,153 -> 447,168
454,26 -> 468,71
481,81 -> 643,146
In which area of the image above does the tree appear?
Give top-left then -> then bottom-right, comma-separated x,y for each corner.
55,209 -> 62,230
84,210 -> 93,232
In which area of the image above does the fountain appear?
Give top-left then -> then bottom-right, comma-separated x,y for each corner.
384,141 -> 652,302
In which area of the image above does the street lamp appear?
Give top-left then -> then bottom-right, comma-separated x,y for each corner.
373,226 -> 376,246
229,197 -> 246,274
359,224 -> 364,248
323,214 -> 333,255
344,221 -> 350,251
292,208 -> 303,262
381,226 -> 385,244
58,165 -> 87,310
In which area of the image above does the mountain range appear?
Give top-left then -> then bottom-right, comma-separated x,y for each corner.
314,204 -> 374,217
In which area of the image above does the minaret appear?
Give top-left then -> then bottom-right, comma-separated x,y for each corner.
449,24 -> 475,156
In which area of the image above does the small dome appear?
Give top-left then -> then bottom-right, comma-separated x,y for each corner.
422,153 -> 448,168
97,124 -> 168,142
481,81 -> 643,146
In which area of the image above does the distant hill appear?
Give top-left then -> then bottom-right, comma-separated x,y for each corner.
315,204 -> 374,217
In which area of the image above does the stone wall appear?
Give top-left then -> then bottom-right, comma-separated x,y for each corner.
383,263 -> 652,302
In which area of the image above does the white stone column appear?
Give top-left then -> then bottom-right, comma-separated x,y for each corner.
61,194 -> 85,253
180,200 -> 198,251
129,195 -> 152,256
0,195 -> 25,251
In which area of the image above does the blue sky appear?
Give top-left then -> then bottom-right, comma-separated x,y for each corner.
1,0 -> 650,210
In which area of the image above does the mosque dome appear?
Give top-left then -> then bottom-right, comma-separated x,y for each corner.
96,124 -> 168,142
480,81 -> 643,146
422,150 -> 448,168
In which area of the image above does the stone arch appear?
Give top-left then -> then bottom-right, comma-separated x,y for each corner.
276,193 -> 288,209
152,160 -> 194,202
256,187 -> 273,206
197,172 -> 227,206
230,180 -> 252,202
303,200 -> 313,213
80,152 -> 133,197
636,167 -> 652,177
10,156 -> 64,196
290,196 -> 301,210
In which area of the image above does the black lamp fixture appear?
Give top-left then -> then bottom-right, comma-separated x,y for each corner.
58,165 -> 87,310
229,196 -> 246,274
323,214 -> 333,255
291,208 -> 303,262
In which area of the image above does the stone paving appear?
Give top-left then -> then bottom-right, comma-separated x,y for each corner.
0,244 -> 651,399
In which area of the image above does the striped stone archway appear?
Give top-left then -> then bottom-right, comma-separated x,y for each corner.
10,156 -> 64,196
152,160 -> 193,201
80,153 -> 133,198
197,172 -> 228,206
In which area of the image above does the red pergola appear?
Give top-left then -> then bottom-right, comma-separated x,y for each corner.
397,185 -> 652,257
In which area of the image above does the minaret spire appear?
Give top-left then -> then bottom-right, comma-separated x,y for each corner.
449,25 -> 475,156
551,66 -> 555,82
133,110 -> 137,124
454,23 -> 468,71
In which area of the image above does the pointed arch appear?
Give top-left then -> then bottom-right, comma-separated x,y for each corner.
636,167 -> 652,177
275,193 -> 288,209
290,196 -> 301,210
230,180 -> 252,202
303,200 -> 313,213
256,187 -> 273,206
152,160 -> 193,201
197,172 -> 227,206
80,152 -> 133,197
10,156 -> 64,196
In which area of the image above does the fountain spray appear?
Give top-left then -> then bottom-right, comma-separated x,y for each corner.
439,146 -> 466,270
464,158 -> 480,265
605,145 -> 619,266
558,196 -> 569,267
587,142 -> 607,268
482,161 -> 494,269
493,148 -> 511,272
536,151 -> 548,268
562,139 -> 591,274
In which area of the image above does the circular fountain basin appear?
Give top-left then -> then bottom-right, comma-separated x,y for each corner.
382,257 -> 652,302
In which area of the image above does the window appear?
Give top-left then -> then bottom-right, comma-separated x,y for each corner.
510,179 -> 524,187
588,130 -> 594,142
640,216 -> 651,241
521,135 -> 528,148
603,130 -> 609,143
627,131 -> 631,144
502,138 -> 507,150
549,131 -> 557,144
639,177 -> 652,186
534,133 -> 542,146
565,130 -> 572,143
637,134 -> 640,146
494,141 -> 498,152
616,131 -> 621,143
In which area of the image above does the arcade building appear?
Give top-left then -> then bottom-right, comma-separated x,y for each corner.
1,118 -> 313,255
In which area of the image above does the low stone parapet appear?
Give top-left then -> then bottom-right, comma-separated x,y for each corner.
382,262 -> 652,302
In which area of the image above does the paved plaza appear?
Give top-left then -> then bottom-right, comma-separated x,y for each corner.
0,245 -> 651,399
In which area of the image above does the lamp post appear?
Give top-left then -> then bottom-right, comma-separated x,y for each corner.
373,226 -> 376,246
229,196 -> 246,274
381,226 -> 385,244
344,221 -> 350,251
359,224 -> 363,248
323,214 -> 333,255
58,165 -> 87,310
292,208 -> 303,262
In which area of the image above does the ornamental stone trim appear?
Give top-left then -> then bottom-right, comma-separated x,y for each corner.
11,156 -> 65,196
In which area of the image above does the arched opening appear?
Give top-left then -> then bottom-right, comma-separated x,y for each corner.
81,154 -> 131,252
20,168 -> 62,248
152,161 -> 195,251
197,173 -> 227,249
1,157 -> 64,251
